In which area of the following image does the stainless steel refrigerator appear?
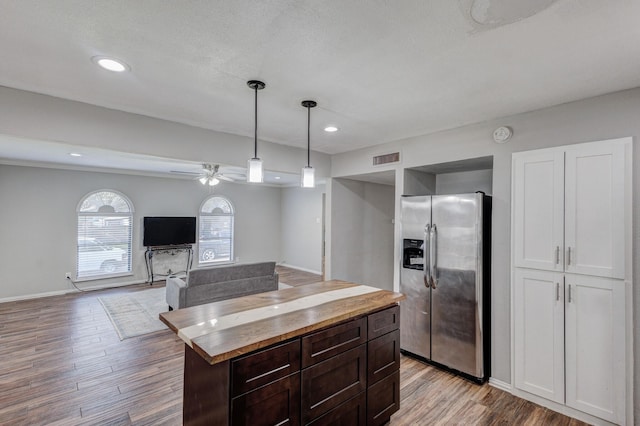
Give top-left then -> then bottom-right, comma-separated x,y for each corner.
400,192 -> 490,382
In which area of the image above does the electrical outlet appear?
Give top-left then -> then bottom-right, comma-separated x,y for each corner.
65,272 -> 72,280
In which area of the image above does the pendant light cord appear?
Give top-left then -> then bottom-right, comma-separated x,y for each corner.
307,105 -> 311,167
254,85 -> 258,159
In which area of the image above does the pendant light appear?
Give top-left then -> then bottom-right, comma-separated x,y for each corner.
247,80 -> 266,183
301,100 -> 317,188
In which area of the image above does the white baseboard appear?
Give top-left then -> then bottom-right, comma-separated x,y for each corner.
0,279 -> 147,304
278,263 -> 322,276
488,377 -> 512,393
0,288 -> 71,303
76,279 -> 147,291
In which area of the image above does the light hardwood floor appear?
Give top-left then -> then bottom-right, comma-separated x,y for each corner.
0,266 -> 587,425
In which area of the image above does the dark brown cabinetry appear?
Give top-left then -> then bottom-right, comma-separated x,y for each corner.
231,340 -> 301,396
183,305 -> 400,425
302,345 -> 367,423
231,373 -> 300,426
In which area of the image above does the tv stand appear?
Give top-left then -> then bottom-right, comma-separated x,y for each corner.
145,245 -> 193,284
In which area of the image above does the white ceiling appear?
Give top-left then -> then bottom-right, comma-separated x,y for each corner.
1,0 -> 639,176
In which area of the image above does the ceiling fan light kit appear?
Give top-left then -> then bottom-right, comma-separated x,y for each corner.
199,164 -> 232,186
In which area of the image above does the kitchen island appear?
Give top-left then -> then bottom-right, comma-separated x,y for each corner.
160,280 -> 405,426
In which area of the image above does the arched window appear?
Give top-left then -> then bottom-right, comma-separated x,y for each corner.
77,190 -> 134,279
199,196 -> 234,264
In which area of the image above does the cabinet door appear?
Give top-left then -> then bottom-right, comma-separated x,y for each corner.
367,369 -> 400,426
231,373 -> 300,426
513,150 -> 565,271
564,141 -> 626,278
514,268 -> 564,403
565,274 -> 625,424
307,392 -> 366,426
301,345 -> 366,423
367,329 -> 400,385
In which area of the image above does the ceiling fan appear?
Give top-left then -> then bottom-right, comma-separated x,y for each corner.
197,164 -> 234,186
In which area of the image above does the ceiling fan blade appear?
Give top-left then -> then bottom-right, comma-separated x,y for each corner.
170,170 -> 202,176
216,174 -> 234,182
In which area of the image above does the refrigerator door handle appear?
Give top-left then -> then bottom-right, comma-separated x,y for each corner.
423,224 -> 431,288
430,224 -> 437,289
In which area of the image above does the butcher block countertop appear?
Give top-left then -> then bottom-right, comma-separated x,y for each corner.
159,280 -> 405,365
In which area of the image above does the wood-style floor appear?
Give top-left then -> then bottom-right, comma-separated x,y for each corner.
0,266 -> 587,425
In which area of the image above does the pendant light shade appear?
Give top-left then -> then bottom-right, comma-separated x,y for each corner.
247,80 -> 265,183
301,100 -> 317,188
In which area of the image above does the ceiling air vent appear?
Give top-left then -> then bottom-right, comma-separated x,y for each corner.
373,152 -> 400,166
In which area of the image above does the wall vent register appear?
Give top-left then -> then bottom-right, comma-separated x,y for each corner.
373,152 -> 400,165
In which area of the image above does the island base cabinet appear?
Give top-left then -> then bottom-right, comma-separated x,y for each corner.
183,346 -> 230,426
182,305 -> 402,426
307,392 -> 366,426
367,369 -> 400,426
301,345 -> 367,424
231,373 -> 300,426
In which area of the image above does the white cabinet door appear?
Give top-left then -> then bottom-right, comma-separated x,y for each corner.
513,150 -> 564,271
514,268 -> 564,403
564,141 -> 626,278
565,274 -> 625,424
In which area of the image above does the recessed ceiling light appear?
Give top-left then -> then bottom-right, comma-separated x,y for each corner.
91,56 -> 129,72
274,176 -> 281,180
324,126 -> 338,133
69,153 -> 82,157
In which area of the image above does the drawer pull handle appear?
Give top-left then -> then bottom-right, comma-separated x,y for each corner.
246,364 -> 290,383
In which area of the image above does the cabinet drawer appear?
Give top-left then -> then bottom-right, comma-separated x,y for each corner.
231,340 -> 300,396
367,369 -> 400,426
231,373 -> 300,426
302,317 -> 367,368
368,329 -> 400,385
368,305 -> 400,339
306,391 -> 366,426
302,344 -> 367,423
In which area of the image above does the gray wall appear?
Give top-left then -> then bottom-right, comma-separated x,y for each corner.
0,86 -> 331,178
435,169 -> 493,195
0,165 -> 282,300
329,87 -> 639,415
280,185 -> 324,274
331,178 -> 395,291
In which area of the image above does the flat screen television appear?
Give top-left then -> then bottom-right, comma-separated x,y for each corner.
143,216 -> 196,247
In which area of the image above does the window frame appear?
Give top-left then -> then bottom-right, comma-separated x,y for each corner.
76,189 -> 134,281
198,195 -> 235,266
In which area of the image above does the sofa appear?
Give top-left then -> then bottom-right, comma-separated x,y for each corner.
166,261 -> 279,310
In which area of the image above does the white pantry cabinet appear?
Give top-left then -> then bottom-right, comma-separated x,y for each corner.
514,268 -> 564,404
514,269 -> 625,424
513,140 -> 626,279
512,137 -> 631,425
565,274 -> 625,424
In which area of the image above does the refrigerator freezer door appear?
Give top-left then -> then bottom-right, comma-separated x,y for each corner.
400,196 -> 431,360
430,193 -> 484,378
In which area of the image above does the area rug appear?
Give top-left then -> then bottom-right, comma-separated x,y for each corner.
99,287 -> 168,340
